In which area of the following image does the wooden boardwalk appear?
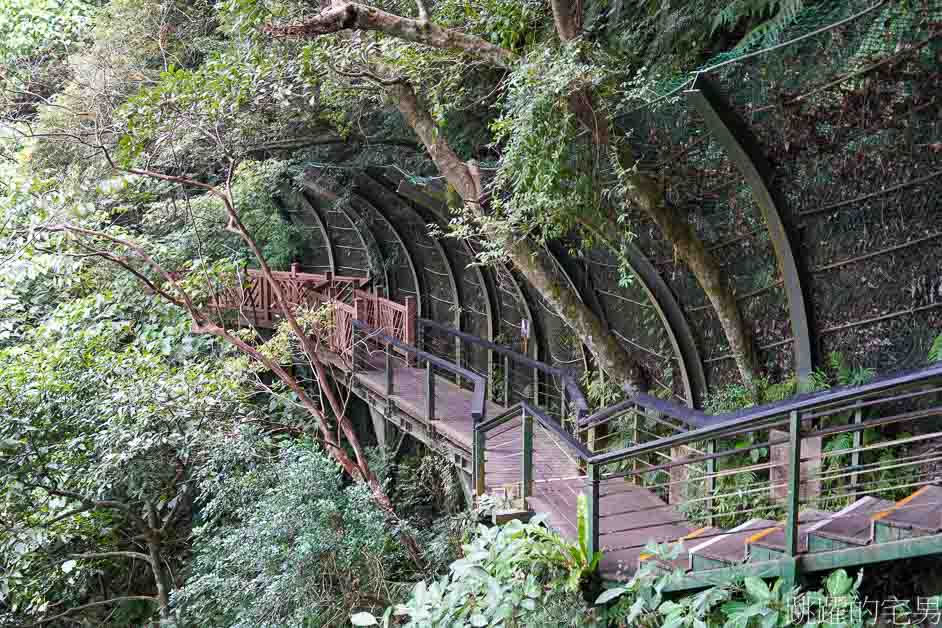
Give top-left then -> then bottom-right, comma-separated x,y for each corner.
355,364 -> 685,578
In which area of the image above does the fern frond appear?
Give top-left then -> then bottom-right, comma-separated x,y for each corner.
930,333 -> 942,363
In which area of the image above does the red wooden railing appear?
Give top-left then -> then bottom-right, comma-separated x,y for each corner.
211,265 -> 366,325
207,264 -> 416,357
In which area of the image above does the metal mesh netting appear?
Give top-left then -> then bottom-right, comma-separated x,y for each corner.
356,172 -> 460,339
277,183 -> 334,273
705,0 -> 942,372
582,245 -> 683,401
607,0 -> 942,390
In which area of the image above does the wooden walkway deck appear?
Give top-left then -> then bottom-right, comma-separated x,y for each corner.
355,364 -> 684,578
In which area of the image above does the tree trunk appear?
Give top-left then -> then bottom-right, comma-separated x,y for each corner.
144,506 -> 174,626
617,162 -> 759,388
390,82 -> 646,393
549,0 -> 759,389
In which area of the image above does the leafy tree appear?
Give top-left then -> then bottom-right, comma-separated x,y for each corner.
177,437 -> 406,627
238,0 -> 761,391
0,287 -> 248,625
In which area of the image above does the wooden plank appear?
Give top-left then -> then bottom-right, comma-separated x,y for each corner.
688,519 -> 779,569
807,497 -> 893,548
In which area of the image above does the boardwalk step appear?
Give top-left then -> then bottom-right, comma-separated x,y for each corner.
807,497 -> 894,551
746,510 -> 830,561
687,519 -> 778,571
872,485 -> 942,543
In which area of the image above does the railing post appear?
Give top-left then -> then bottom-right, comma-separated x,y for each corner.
532,367 -> 539,407
385,346 -> 394,396
784,409 -> 802,588
404,296 -> 417,366
503,354 -> 511,405
426,360 -> 436,421
586,463 -> 600,559
522,407 -> 533,502
354,297 -> 364,322
561,380 -> 569,428
350,322 -> 358,374
474,428 -> 486,496
705,439 -> 716,528
290,261 -> 299,275
325,271 -> 334,301
488,348 -> 495,403
851,401 -> 862,489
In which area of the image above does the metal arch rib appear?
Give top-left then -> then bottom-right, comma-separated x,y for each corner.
298,177 -> 389,290
541,243 -> 591,373
336,201 -> 389,292
612,241 -> 707,407
550,241 -> 706,407
288,184 -> 335,273
392,178 -> 486,338
390,177 -> 497,382
352,191 -> 424,321
685,75 -> 814,385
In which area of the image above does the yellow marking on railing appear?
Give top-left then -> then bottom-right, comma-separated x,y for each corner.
639,527 -> 711,562
872,485 -> 930,522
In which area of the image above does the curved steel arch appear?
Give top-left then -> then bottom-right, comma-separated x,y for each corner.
624,240 -> 707,407
541,244 -> 591,372
284,183 -> 335,273
686,75 -> 814,386
393,179 -> 496,341
338,201 -> 389,291
548,240 -> 706,407
360,176 -> 461,338
550,240 -> 705,407
353,192 -> 424,319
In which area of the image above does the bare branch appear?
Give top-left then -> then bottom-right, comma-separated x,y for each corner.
263,2 -> 514,69
28,597 -> 157,626
69,551 -> 152,563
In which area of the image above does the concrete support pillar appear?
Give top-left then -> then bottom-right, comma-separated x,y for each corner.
369,406 -> 389,452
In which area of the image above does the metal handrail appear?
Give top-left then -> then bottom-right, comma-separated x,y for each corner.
520,401 -> 593,461
589,363 -> 942,466
476,403 -> 524,433
419,318 -> 590,418
352,319 -> 486,420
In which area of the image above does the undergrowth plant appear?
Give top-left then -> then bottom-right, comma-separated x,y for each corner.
352,496 -> 603,627
598,543 -> 932,628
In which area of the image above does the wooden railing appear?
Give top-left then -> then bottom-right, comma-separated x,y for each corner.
206,265 -> 416,356
210,265 -> 367,328
354,290 -> 417,347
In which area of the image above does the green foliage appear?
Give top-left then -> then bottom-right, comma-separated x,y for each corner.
828,351 -> 875,387
355,512 -> 601,628
177,438 -> 406,628
0,0 -> 95,64
929,334 -> 942,363
455,42 -> 609,260
0,285 -> 246,625
712,0 -> 806,50
433,0 -> 549,53
583,368 -> 626,409
599,548 -> 882,628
